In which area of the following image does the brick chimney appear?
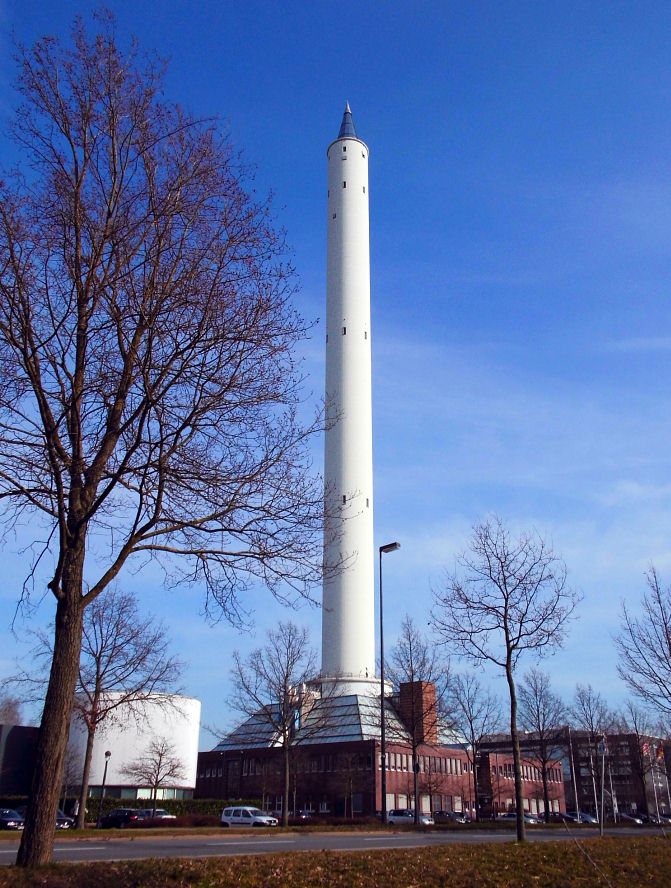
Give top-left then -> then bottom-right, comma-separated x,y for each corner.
399,681 -> 438,745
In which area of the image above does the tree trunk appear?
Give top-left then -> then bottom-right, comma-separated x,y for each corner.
471,749 -> 481,822
76,722 -> 96,829
505,661 -> 526,842
282,743 -> 290,826
413,748 -> 419,824
17,566 -> 85,867
541,759 -> 551,823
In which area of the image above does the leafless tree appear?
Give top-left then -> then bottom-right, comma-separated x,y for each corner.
228,622 -> 323,826
16,589 -> 183,827
518,668 -> 567,822
614,567 -> 671,719
432,517 -> 580,841
0,16 -> 327,867
570,683 -> 614,817
0,693 -> 22,724
121,737 -> 186,816
386,615 -> 451,823
447,672 -> 502,821
614,700 -> 663,818
59,747 -> 81,815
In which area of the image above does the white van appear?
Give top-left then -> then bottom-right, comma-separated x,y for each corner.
220,806 -> 279,828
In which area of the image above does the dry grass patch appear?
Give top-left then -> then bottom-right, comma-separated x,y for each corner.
0,836 -> 669,887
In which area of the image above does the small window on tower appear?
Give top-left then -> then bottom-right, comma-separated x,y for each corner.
342,145 -> 346,153
362,151 -> 366,158
342,495 -> 346,505
343,181 -> 346,188
363,186 -> 366,193
342,326 -> 346,335
326,334 -> 328,343
364,331 -> 367,339
328,190 -> 330,197
366,498 -> 369,508
332,213 -> 336,219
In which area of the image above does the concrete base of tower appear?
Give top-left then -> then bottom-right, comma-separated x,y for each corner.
311,674 -> 392,698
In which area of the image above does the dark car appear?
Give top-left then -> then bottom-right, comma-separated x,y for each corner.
56,809 -> 75,829
433,810 -> 468,824
99,808 -> 141,829
16,806 -> 74,829
0,809 -> 25,830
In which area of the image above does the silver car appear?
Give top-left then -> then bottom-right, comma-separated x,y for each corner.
220,806 -> 278,827
386,808 -> 434,825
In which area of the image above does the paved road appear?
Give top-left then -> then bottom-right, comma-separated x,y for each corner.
0,826 -> 658,865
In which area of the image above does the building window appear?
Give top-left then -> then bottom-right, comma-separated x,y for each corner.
342,495 -> 346,504
363,186 -> 366,193
343,181 -> 346,188
364,331 -> 367,339
342,145 -> 346,152
342,326 -> 346,334
366,498 -> 369,507
332,213 -> 336,219
326,334 -> 328,343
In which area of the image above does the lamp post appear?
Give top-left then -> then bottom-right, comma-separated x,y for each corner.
96,750 -> 112,828
379,541 -> 400,824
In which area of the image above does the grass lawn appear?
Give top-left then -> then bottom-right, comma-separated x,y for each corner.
0,836 -> 669,887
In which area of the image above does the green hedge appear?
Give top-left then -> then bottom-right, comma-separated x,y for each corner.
0,797 -> 260,818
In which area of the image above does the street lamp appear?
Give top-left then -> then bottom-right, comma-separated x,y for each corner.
96,750 -> 112,829
379,541 -> 400,825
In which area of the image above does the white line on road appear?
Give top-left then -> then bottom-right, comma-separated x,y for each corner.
206,840 -> 295,847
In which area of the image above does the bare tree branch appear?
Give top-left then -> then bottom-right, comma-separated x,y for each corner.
614,567 -> 671,718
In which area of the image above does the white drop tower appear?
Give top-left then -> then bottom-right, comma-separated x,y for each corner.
321,104 -> 377,695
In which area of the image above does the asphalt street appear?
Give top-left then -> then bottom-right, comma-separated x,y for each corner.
0,826 -> 659,865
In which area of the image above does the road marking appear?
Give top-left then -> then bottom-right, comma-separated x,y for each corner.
54,846 -> 108,852
206,839 -> 295,846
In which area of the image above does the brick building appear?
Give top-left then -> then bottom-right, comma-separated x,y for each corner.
196,681 -> 563,819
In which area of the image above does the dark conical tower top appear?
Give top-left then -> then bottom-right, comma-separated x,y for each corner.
338,102 -> 357,138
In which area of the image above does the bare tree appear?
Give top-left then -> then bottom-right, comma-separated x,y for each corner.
518,668 -> 566,823
122,737 -> 185,817
432,517 -> 580,841
447,672 -> 501,821
0,694 -> 22,724
386,615 -> 450,823
228,622 -> 319,826
571,683 -> 614,818
0,16 -> 326,867
16,589 -> 183,827
615,568 -> 671,719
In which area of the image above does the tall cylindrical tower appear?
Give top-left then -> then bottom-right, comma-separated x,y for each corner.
321,104 -> 376,692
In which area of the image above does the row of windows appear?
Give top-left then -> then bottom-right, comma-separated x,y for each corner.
341,495 -> 370,507
491,763 -> 562,783
200,754 -> 373,780
325,331 -> 368,341
382,752 -> 471,776
327,185 -> 367,196
338,144 -> 366,158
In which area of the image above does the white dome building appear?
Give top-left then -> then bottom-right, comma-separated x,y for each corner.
67,693 -> 200,801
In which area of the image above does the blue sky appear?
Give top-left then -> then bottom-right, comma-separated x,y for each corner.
1,1 -> 671,743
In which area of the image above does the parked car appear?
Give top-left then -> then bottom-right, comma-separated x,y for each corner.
220,806 -> 278,828
0,809 -> 24,830
433,810 -> 468,824
498,811 -> 540,824
137,808 -> 177,820
386,809 -> 434,825
16,806 -> 74,829
99,808 -> 142,829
